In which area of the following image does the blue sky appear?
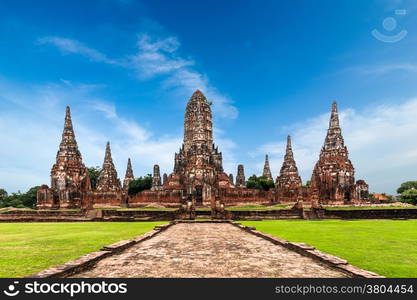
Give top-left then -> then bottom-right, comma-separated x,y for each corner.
1,0 -> 417,194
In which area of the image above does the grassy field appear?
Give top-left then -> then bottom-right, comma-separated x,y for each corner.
95,207 -> 177,211
227,204 -> 292,211
0,222 -> 166,277
324,206 -> 417,210
241,219 -> 417,278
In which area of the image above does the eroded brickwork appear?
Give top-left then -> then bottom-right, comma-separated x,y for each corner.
275,136 -> 302,202
165,90 -> 233,205
37,107 -> 91,209
310,102 -> 367,204
96,142 -> 122,192
122,158 -> 134,192
235,164 -> 246,188
151,165 -> 162,191
262,155 -> 273,181
38,95 -> 369,209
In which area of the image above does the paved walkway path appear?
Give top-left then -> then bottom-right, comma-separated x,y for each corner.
73,223 -> 348,278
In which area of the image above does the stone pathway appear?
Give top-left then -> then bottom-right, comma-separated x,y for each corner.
73,223 -> 348,278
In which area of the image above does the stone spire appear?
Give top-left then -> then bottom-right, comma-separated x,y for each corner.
262,154 -> 273,181
151,164 -> 162,190
96,142 -> 121,192
228,173 -> 234,184
275,135 -> 302,198
163,173 -> 168,185
37,106 -> 92,209
236,164 -> 246,188
323,101 -> 344,152
310,102 -> 356,203
122,158 -> 134,192
183,90 -> 213,152
56,106 -> 82,168
170,90 -> 225,192
50,106 -> 90,192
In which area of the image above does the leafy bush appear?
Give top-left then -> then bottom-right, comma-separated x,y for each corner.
246,175 -> 275,191
87,166 -> 102,190
400,189 -> 417,205
0,186 -> 39,208
128,174 -> 152,196
397,181 -> 417,194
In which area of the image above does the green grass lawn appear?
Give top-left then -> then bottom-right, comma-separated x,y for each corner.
241,219 -> 417,278
324,205 -> 417,210
227,204 -> 292,211
96,207 -> 177,211
0,222 -> 166,278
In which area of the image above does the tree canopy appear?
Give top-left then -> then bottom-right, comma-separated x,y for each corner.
128,174 -> 152,196
0,186 -> 39,208
399,189 -> 417,205
397,181 -> 417,194
397,180 -> 417,205
87,166 -> 102,190
246,175 -> 275,191
0,189 -> 7,200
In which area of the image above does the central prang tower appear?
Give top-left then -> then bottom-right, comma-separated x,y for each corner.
172,90 -> 231,203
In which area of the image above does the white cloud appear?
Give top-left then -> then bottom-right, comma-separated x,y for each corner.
38,33 -> 239,119
130,33 -> 238,119
0,79 -> 181,193
130,34 -> 194,79
255,99 -> 417,194
38,37 -> 120,65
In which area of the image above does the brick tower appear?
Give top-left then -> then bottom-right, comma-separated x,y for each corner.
310,102 -> 357,203
122,158 -> 134,192
151,164 -> 162,190
235,164 -> 246,188
275,135 -> 302,202
37,106 -> 91,209
170,90 -> 231,204
262,154 -> 273,181
96,142 -> 121,192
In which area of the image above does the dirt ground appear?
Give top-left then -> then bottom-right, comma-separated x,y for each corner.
73,223 -> 348,278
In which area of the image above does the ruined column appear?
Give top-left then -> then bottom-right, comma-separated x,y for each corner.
96,142 -> 122,192
262,154 -> 273,181
39,106 -> 91,209
310,102 -> 359,204
151,164 -> 162,190
122,158 -> 134,192
275,135 -> 302,202
235,164 -> 246,188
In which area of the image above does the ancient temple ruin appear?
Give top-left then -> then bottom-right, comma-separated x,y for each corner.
37,92 -> 369,209
235,164 -> 246,188
96,142 -> 122,192
151,165 -> 162,191
122,158 -> 134,192
262,155 -> 273,181
159,90 -> 234,205
310,102 -> 368,204
275,135 -> 303,202
37,107 -> 91,209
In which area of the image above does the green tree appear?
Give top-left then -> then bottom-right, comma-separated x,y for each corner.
246,175 -> 275,191
128,174 -> 152,196
0,189 -> 7,207
0,189 -> 7,200
88,166 -> 102,190
0,186 -> 39,208
397,181 -> 417,194
400,189 -> 417,205
20,186 -> 40,208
